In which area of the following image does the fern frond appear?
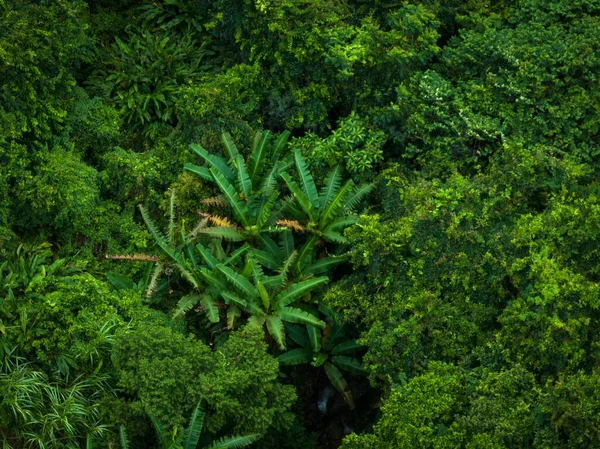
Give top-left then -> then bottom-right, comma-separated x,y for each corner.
119,426 -> 130,449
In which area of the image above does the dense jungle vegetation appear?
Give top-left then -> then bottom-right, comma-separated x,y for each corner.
1,0 -> 600,447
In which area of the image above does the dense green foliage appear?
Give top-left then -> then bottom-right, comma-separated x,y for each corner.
2,0 -> 600,447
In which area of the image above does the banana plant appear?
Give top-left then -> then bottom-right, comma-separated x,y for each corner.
200,252 -> 328,349
116,401 -> 260,449
184,130 -> 292,240
278,307 -> 367,409
279,150 -> 373,243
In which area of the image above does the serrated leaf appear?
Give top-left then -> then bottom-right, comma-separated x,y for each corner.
217,264 -> 259,298
274,276 -> 329,309
266,316 -> 286,349
294,149 -> 319,209
276,307 -> 325,328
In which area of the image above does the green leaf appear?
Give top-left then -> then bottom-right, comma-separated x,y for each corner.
173,294 -> 200,320
200,295 -> 220,323
279,250 -> 298,279
139,204 -> 167,247
325,362 -> 354,409
296,235 -> 318,273
303,256 -> 349,276
227,306 -> 241,329
320,230 -> 348,244
324,324 -> 346,351
319,165 -> 343,211
105,272 -> 136,291
332,339 -> 362,355
254,189 -> 279,230
183,402 -> 204,449
221,132 -> 239,160
266,315 -> 286,349
210,168 -> 249,228
250,249 -> 280,270
274,277 -> 329,309
294,149 -> 319,209
119,426 -> 130,449
307,324 -> 322,353
278,347 -> 313,365
248,130 -> 272,187
259,234 -> 283,260
209,434 -> 261,449
221,291 -> 248,308
270,130 -> 291,163
320,180 -> 355,228
224,244 -> 251,266
196,244 -> 219,268
343,183 -> 374,211
332,355 -> 368,376
280,172 -> 314,220
277,307 -> 326,328
190,144 -> 234,181
279,230 -> 295,259
217,264 -> 259,298
285,323 -> 311,347
232,154 -> 251,198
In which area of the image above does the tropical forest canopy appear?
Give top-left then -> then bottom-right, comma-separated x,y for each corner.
1,0 -> 600,447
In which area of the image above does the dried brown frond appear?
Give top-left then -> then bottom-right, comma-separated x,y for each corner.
198,212 -> 236,228
106,254 -> 161,262
201,195 -> 228,207
276,219 -> 306,232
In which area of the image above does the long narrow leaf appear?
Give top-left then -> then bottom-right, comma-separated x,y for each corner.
184,163 -> 213,181
221,132 -> 239,160
307,324 -> 321,353
217,264 -> 259,298
232,154 -> 251,198
183,403 -> 205,449
319,165 -> 343,211
196,227 -> 246,242
280,173 -> 314,220
248,131 -> 272,186
274,277 -> 329,309
209,434 -> 261,449
276,307 -> 325,328
266,316 -> 286,349
210,168 -> 249,228
190,144 -> 234,181
294,149 -> 319,209
270,130 -> 291,163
